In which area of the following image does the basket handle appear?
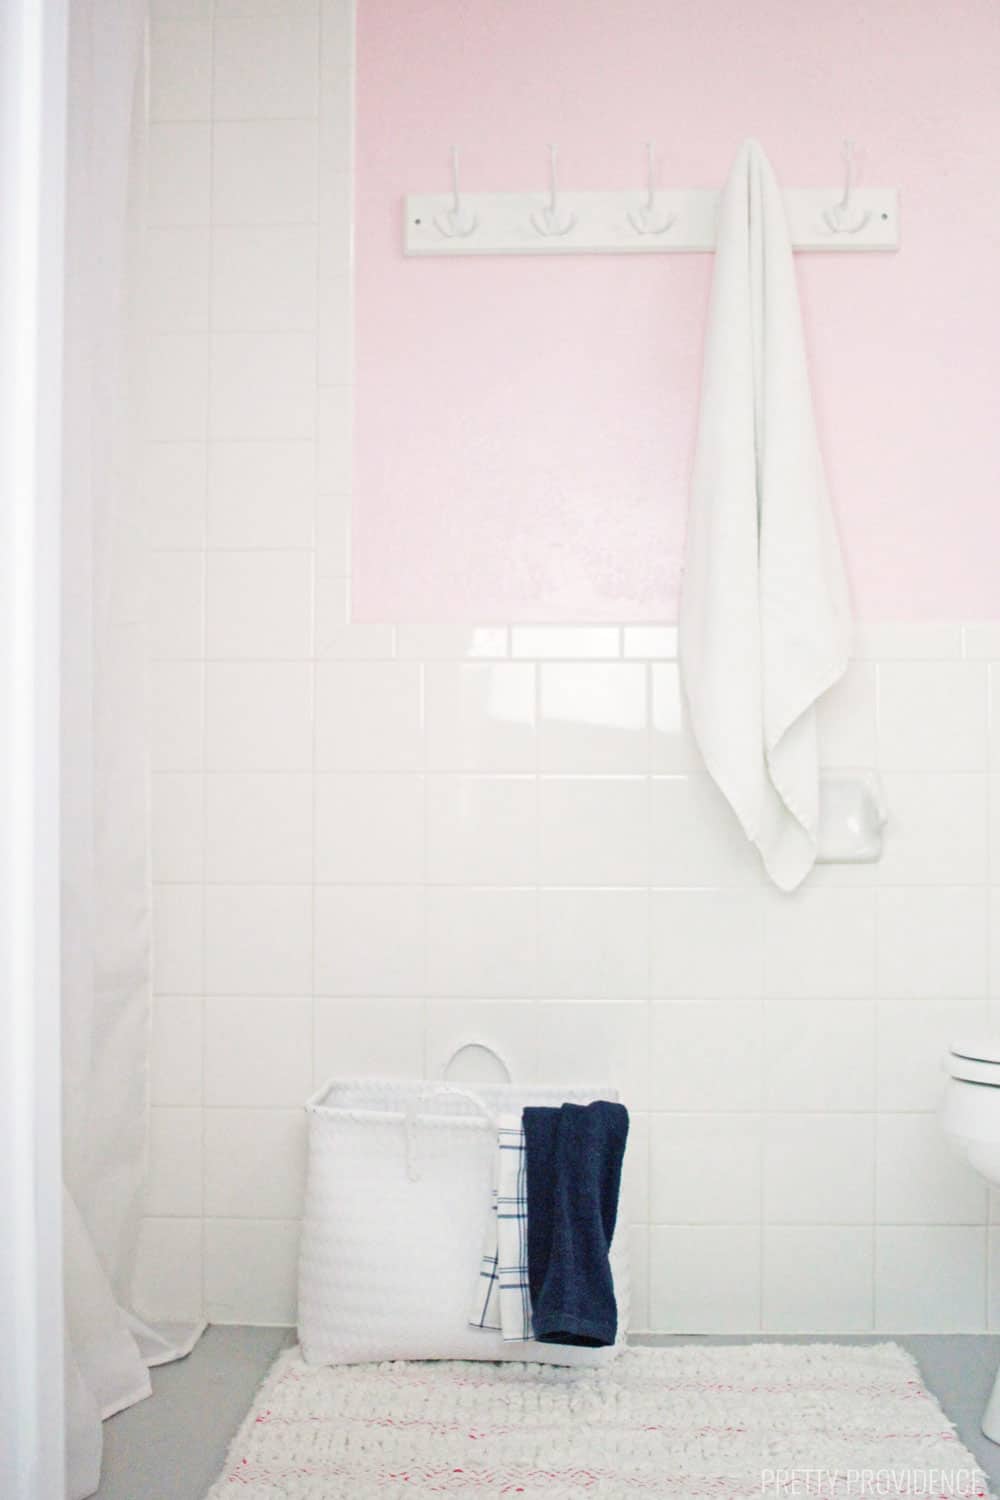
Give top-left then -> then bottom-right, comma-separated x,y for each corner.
441,1041 -> 513,1084
402,1051 -> 510,1182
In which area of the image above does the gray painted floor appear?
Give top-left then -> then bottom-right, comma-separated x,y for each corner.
94,1327 -> 1000,1499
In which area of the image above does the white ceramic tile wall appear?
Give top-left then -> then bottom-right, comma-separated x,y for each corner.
139,1 -> 1000,1334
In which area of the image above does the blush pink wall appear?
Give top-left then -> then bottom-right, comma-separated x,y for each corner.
353,0 -> 1000,623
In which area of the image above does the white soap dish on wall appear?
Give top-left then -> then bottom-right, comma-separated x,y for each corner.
816,771 -> 887,864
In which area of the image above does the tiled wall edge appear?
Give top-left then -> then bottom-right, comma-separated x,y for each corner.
266,620 -> 1000,663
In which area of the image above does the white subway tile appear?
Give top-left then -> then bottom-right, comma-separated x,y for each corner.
153,884 -> 204,995
204,995 -> 312,1106
143,227 -> 210,331
877,772 -> 988,885
621,1114 -> 650,1222
152,773 -> 204,883
147,123 -> 210,226
623,626 -> 677,660
537,889 -> 649,1000
147,1107 -> 203,1216
854,623 -> 964,661
627,1226 -> 650,1332
204,1109 -> 306,1218
320,0 -> 353,73
210,331 -> 316,440
207,441 -> 315,548
876,999 -> 988,1111
817,661 -> 878,768
204,885 -> 312,994
315,581 -> 395,660
319,91 -> 352,173
650,774 -> 760,886
145,442 -> 206,549
877,887 -> 988,999
511,626 -> 619,659
762,1227 -> 873,1331
316,386 -> 352,491
217,0 -> 317,14
764,1000 -> 875,1112
147,550 -> 204,659
651,890 -> 763,1000
424,663 -> 535,772
151,996 -> 204,1106
878,662 -> 987,771
314,999 -> 425,1085
133,1219 -> 203,1323
426,888 -> 536,999
205,662 -> 312,771
318,274 -> 354,386
875,1227 -> 986,1331
146,334 -> 209,440
150,18 -> 212,120
211,227 -> 318,330
213,121 -> 318,225
205,551 -> 313,659
213,13 -> 319,119
396,626 -> 507,661
538,663 -> 647,772
150,661 -> 204,771
314,886 -> 424,997
650,1115 -> 761,1224
649,1227 -> 761,1332
650,663 -> 701,771
963,622 -> 1000,660
319,168 -> 354,245
763,1115 -> 874,1224
424,1003 -> 549,1085
314,773 -> 424,883
150,996 -> 203,1104
876,1113 -> 986,1224
426,776 -> 536,885
650,1001 -> 762,1112
532,1001 -> 649,1107
204,772 -> 312,883
763,887 -> 876,1000
539,777 -> 649,887
205,1219 -> 300,1324
315,662 -> 423,771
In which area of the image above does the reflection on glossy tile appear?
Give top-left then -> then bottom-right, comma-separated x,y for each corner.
539,662 -> 647,772
650,662 -> 701,771
424,663 -> 535,771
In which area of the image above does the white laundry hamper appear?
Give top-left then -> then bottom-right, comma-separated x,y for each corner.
297,1049 -> 630,1366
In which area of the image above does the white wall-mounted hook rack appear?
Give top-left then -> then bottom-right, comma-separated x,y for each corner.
433,146 -> 477,239
823,138 -> 872,235
531,145 -> 576,238
628,142 -> 675,236
405,145 -> 900,256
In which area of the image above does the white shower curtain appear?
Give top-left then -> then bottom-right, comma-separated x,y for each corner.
62,3 -> 201,1496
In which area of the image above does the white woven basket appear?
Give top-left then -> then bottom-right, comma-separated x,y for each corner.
297,1051 -> 630,1366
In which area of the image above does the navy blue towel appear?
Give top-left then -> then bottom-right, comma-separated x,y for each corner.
522,1101 -> 629,1347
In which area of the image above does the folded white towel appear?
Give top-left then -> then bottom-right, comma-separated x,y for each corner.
679,139 -> 852,891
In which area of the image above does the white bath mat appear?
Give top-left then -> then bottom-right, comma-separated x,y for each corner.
204,1342 -> 990,1499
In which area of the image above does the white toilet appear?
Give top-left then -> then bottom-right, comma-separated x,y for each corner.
940,1038 -> 1000,1442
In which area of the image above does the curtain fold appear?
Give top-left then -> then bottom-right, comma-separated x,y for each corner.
61,4 -> 203,1495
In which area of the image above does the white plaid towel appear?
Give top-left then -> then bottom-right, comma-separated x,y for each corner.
468,1115 -> 532,1342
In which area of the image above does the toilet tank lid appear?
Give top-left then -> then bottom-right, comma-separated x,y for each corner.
950,1038 -> 1000,1065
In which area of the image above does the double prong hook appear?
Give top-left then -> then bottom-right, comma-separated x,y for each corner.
532,144 -> 576,238
628,142 -> 675,236
434,146 -> 477,239
824,138 -> 871,234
